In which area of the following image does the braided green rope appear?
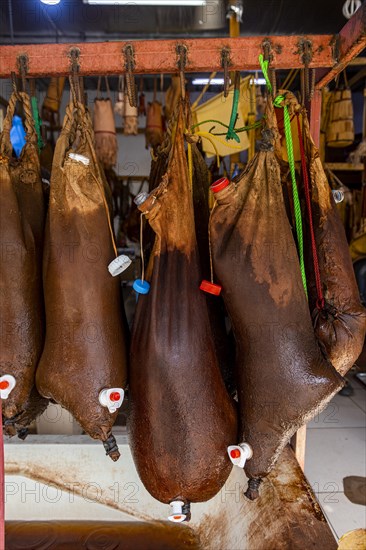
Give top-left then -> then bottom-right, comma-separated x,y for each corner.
259,54 -> 272,94
259,54 -> 307,294
211,120 -> 262,136
274,95 -> 307,295
190,118 -> 262,134
225,85 -> 240,143
31,96 -> 44,151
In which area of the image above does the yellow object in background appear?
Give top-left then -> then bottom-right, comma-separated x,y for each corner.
350,232 -> 366,261
43,77 -> 65,113
279,109 -> 303,163
192,77 -> 251,158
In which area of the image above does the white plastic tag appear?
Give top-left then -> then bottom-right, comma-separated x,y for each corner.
69,153 -> 90,166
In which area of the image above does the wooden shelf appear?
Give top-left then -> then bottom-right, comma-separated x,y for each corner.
325,162 -> 364,171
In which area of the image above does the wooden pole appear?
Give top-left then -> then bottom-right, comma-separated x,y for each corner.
0,35 -> 335,78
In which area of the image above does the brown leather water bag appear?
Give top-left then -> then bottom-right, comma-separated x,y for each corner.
297,98 -> 366,376
0,92 -> 48,437
36,100 -> 128,460
209,98 -> 344,499
129,102 -> 237,516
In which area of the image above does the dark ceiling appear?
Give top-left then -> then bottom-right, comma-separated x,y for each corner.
0,0 -> 355,44
0,0 -> 364,94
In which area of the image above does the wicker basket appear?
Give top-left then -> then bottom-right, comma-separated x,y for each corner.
326,88 -> 354,148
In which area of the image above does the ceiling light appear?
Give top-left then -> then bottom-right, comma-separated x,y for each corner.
192,78 -> 226,85
192,77 -> 267,86
40,0 -> 61,4
83,0 -> 207,5
252,78 -> 266,85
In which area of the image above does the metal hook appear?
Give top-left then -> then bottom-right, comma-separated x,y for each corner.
176,43 -> 187,100
299,38 -> 314,102
262,39 -> 276,97
68,47 -> 81,103
123,44 -> 137,108
69,47 -> 80,73
16,54 -> 28,93
221,47 -> 231,98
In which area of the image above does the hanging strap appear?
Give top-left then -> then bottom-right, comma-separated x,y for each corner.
118,75 -> 125,96
191,71 -> 217,110
153,76 -> 157,103
96,76 -> 102,98
296,113 -> 324,309
336,69 -> 349,90
96,76 -> 111,100
274,95 -> 307,295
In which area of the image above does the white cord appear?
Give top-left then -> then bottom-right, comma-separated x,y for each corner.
342,0 -> 361,19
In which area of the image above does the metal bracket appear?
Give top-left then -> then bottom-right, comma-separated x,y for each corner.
262,39 -> 276,96
176,43 -> 188,99
298,38 -> 315,101
221,46 -> 231,98
298,38 -> 313,67
68,47 -> 82,103
262,39 -> 273,63
331,34 -> 340,64
16,54 -> 29,92
176,43 -> 188,70
123,43 -> 136,72
123,44 -> 137,107
69,47 -> 80,73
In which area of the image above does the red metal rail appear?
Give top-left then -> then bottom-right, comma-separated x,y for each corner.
316,2 -> 366,89
0,35 -> 334,78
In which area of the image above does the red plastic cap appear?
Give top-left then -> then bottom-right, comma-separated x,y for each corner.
0,380 -> 10,390
200,280 -> 222,296
211,177 -> 230,193
109,392 -> 121,402
230,449 -> 241,459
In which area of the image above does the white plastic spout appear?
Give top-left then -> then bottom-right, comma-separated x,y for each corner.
168,500 -> 186,523
98,388 -> 124,413
108,255 -> 132,276
227,442 -> 253,469
332,189 -> 344,204
0,375 -> 16,399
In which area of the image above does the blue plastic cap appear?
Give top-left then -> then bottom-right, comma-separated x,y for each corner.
10,115 -> 26,158
133,279 -> 150,294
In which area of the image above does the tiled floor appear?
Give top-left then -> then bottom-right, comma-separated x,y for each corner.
305,368 -> 366,541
